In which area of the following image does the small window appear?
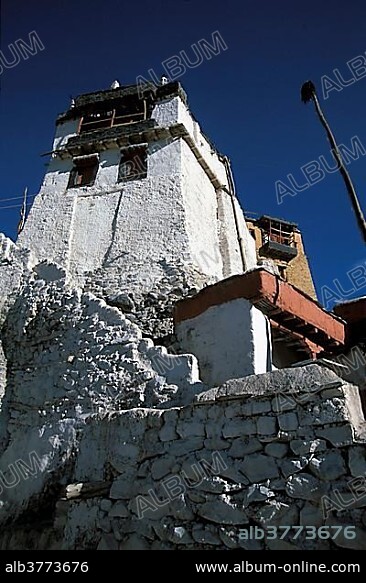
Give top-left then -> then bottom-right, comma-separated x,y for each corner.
262,220 -> 295,247
68,155 -> 98,188
278,265 -> 287,280
118,146 -> 147,182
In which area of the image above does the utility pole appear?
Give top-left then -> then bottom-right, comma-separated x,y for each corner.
301,80 -> 366,244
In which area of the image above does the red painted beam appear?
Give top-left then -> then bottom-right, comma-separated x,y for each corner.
174,268 -> 346,349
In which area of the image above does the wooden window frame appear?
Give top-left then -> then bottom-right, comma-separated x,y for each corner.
79,100 -> 147,134
263,220 -> 296,247
117,145 -> 147,182
68,155 -> 99,188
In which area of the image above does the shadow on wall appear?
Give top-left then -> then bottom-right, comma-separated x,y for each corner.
102,190 -> 124,268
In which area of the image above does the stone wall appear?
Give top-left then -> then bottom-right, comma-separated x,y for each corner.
1,355 -> 366,550
65,365 -> 366,551
285,231 -> 317,300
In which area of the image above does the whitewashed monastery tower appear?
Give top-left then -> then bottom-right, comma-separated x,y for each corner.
18,81 -> 257,298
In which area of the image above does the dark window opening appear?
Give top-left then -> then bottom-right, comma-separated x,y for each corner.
113,101 -> 146,126
79,111 -> 114,133
278,265 -> 287,280
118,146 -> 147,182
68,155 -> 98,188
79,99 -> 147,134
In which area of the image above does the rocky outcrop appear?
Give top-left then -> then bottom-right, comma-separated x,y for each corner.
84,258 -> 215,345
0,262 -> 203,539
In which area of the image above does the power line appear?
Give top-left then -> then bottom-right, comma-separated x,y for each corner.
0,193 -> 36,203
0,202 -> 34,210
0,195 -> 36,211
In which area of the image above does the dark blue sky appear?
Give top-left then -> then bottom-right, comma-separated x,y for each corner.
1,0 -> 365,307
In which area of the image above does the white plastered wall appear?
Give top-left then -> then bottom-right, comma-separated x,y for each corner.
176,298 -> 272,387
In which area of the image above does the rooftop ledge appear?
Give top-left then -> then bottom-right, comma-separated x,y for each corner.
174,268 -> 346,352
56,81 -> 188,124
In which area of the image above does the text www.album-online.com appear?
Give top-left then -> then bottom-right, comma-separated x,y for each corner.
195,561 -> 360,574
